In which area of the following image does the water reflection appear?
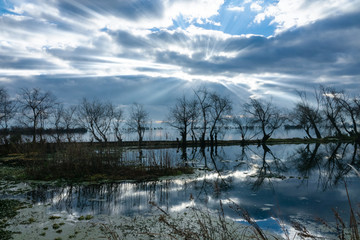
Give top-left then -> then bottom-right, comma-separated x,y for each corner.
24,143 -> 360,235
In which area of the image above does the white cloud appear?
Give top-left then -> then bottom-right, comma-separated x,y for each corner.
250,2 -> 262,12
1,0 -> 360,111
227,6 -> 245,12
167,0 -> 224,22
255,0 -> 360,32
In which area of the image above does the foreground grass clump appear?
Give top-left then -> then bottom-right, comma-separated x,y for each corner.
22,143 -> 193,181
0,199 -> 26,240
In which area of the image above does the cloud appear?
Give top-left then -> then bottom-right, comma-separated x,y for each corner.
254,0 -> 360,33
227,6 -> 245,12
1,0 -> 359,111
250,2 -> 263,12
151,12 -> 360,79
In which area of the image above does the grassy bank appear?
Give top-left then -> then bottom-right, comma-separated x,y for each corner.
0,143 -> 193,182
0,199 -> 27,240
0,135 -> 357,182
1,135 -> 358,152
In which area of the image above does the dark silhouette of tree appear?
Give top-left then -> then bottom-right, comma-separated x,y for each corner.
320,86 -> 343,136
233,115 -> 252,143
208,92 -> 232,148
62,105 -> 78,142
244,98 -> 285,142
52,104 -> 65,143
0,87 -> 16,142
292,90 -> 322,139
112,107 -> 124,142
77,98 -> 117,143
167,95 -> 198,148
194,87 -> 211,149
127,103 -> 149,146
336,92 -> 360,137
17,88 -> 57,143
189,99 -> 199,144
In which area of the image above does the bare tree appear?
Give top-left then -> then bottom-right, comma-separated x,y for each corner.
0,87 -> 16,134
62,105 -> 78,142
52,104 -> 65,143
233,115 -> 252,142
77,98 -> 115,143
336,93 -> 360,137
194,87 -> 211,148
189,99 -> 199,143
244,98 -> 285,142
127,103 -> 149,146
17,88 -> 57,143
167,95 -> 198,147
320,86 -> 343,136
112,107 -> 124,142
292,90 -> 322,139
208,92 -> 232,147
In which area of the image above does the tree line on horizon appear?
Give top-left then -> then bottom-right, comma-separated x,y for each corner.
0,85 -> 360,147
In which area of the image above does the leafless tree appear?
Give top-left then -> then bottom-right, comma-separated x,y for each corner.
167,95 -> 198,147
244,98 -> 285,142
17,88 -> 57,143
208,92 -> 232,147
233,115 -> 252,142
189,99 -> 200,143
77,98 -> 115,143
336,93 -> 360,137
194,87 -> 211,148
0,87 -> 16,133
62,105 -> 78,142
320,86 -> 343,136
292,90 -> 322,139
112,107 -> 124,142
127,103 -> 149,146
52,104 -> 65,143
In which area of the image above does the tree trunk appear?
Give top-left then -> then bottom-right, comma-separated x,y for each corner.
314,125 -> 322,139
181,131 -> 187,148
32,122 -> 36,143
262,134 -> 270,142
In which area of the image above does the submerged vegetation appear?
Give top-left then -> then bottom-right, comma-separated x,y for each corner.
0,143 -> 193,181
0,199 -> 26,240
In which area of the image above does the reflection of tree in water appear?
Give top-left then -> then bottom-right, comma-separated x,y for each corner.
179,147 -> 229,204
247,144 -> 288,191
23,144 -> 360,224
26,181 -> 173,216
293,143 -> 360,190
294,143 -> 323,179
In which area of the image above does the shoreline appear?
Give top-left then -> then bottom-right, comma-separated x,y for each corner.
1,135 -> 358,151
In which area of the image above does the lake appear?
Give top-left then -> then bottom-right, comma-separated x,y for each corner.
3,142 -> 359,238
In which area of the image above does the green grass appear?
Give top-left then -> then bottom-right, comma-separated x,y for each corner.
0,199 -> 26,240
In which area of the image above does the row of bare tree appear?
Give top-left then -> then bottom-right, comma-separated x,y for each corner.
293,86 -> 360,139
0,87 -> 149,144
166,85 -> 360,146
1,85 -> 360,146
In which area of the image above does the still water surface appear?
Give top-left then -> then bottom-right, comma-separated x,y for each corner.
12,143 -> 360,236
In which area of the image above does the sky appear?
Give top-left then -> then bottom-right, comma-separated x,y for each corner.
1,0 -> 360,120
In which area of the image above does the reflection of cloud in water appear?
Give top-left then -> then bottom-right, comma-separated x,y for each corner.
169,200 -> 195,212
20,143 -> 360,238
